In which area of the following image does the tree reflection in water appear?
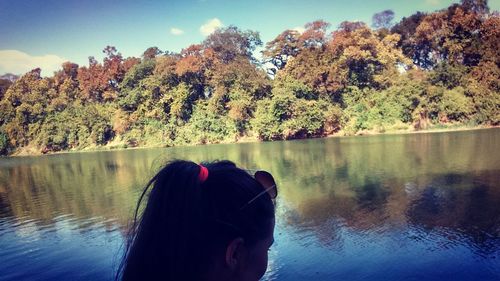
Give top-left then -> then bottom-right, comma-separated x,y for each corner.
0,128 -> 499,280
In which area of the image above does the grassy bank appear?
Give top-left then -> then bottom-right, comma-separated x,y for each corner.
8,124 -> 498,157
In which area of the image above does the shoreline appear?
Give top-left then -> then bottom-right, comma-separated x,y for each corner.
331,124 -> 499,138
5,124 -> 499,158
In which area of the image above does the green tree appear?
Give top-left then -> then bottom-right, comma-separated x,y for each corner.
439,87 -> 474,122
0,131 -> 8,155
203,25 -> 262,63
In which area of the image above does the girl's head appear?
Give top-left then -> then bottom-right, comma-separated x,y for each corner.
118,160 -> 276,281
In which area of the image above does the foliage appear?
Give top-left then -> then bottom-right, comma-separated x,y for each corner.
177,101 -> 237,145
0,131 -> 8,155
252,78 -> 338,140
439,87 -> 474,122
0,1 -> 498,155
35,104 -> 114,151
428,62 -> 469,89
372,10 -> 395,30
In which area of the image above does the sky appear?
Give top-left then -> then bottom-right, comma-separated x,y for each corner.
1,0 -> 499,76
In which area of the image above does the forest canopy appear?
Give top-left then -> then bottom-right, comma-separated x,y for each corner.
0,0 -> 498,155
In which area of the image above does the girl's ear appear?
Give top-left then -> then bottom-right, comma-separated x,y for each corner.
225,237 -> 245,270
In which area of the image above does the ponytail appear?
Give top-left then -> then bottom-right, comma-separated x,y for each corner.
117,160 -> 275,281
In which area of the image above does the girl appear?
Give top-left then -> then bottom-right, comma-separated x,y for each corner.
117,160 -> 277,281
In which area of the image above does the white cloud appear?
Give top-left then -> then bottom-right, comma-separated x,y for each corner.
170,27 -> 184,35
200,18 -> 223,36
292,26 -> 306,34
0,50 -> 66,77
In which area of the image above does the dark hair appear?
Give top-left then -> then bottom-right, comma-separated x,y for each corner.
117,160 -> 275,281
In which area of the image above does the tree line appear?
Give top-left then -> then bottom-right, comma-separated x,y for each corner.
0,0 -> 498,155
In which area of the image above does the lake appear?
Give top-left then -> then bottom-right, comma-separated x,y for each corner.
0,128 -> 499,281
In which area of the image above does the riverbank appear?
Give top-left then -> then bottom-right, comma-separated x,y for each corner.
335,123 -> 499,137
6,124 -> 499,157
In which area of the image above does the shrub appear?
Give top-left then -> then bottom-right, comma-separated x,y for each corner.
177,101 -> 237,145
282,99 -> 325,139
36,104 -> 114,152
251,93 -> 297,141
0,131 -> 8,155
439,87 -> 473,122
252,93 -> 331,140
251,99 -> 282,141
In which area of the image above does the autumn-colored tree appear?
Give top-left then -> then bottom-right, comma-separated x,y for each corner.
102,46 -> 125,90
408,2 -> 490,68
391,12 -> 427,67
122,57 -> 141,72
262,20 -> 330,75
479,14 -> 500,65
60,62 -> 79,80
76,46 -> 133,103
298,20 -> 330,49
176,44 -> 206,77
174,44 -> 210,100
283,22 -> 410,100
280,48 -> 336,99
142,47 -> 163,60
0,0 -> 498,155
77,56 -> 107,102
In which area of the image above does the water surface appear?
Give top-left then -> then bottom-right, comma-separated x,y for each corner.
1,129 -> 499,280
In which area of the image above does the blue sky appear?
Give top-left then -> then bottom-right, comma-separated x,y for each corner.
1,0 -> 499,76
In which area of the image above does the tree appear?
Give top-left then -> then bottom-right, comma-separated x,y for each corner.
465,60 -> 500,124
77,56 -> 107,102
479,15 -> 500,65
0,0 -> 498,155
123,57 -> 141,72
142,47 -> 163,60
461,0 -> 489,14
0,78 -> 13,100
0,68 -> 51,147
372,10 -> 395,29
391,12 -> 428,67
118,59 -> 156,112
102,45 -> 125,89
428,62 -> 469,88
167,83 -> 192,121
439,87 -> 473,122
252,90 -> 329,140
281,47 -> 336,99
298,20 -> 330,49
76,46 -> 130,103
176,45 -> 206,77
178,101 -> 237,145
207,56 -> 270,114
262,29 -> 301,73
175,44 -> 209,98
410,3 -> 486,68
60,62 -> 79,80
338,21 -> 366,32
283,22 -> 410,100
202,26 -> 262,63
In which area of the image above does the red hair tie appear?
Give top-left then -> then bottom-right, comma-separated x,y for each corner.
198,164 -> 209,183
